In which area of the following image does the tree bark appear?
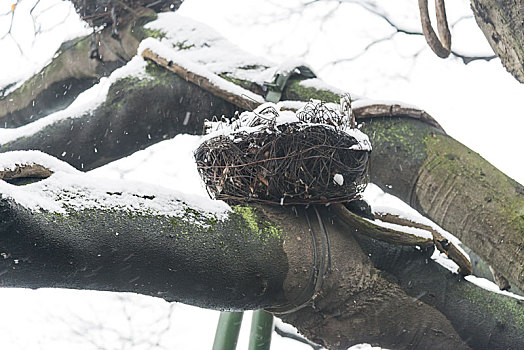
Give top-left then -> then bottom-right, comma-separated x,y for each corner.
0,175 -> 473,349
361,116 -> 524,292
471,0 -> 524,83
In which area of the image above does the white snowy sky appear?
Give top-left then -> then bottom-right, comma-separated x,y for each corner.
1,0 -> 523,349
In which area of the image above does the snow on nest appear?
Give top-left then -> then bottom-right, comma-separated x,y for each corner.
0,55 -> 148,145
0,151 -> 230,225
202,102 -> 372,152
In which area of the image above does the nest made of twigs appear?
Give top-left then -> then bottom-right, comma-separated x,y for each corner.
72,0 -> 183,27
195,100 -> 371,205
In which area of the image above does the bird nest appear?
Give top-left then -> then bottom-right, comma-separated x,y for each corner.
72,0 -> 183,27
195,99 -> 371,205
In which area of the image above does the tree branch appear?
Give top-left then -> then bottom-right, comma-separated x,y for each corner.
0,8 -> 157,128
0,161 -> 473,349
362,116 -> 524,292
470,0 -> 524,82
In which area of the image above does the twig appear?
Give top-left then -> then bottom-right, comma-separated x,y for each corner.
274,324 -> 323,350
142,48 -> 261,111
332,203 -> 435,247
450,50 -> 496,64
0,164 -> 53,182
374,212 -> 472,275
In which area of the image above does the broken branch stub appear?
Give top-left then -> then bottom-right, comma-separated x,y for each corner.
0,164 -> 53,184
374,212 -> 472,275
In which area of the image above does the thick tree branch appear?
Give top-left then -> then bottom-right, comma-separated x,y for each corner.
351,228 -> 524,349
0,7 -> 157,128
0,165 -> 472,349
361,116 -> 524,292
0,64 -> 239,171
0,179 -> 288,310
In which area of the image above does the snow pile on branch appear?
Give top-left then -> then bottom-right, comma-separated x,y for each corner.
0,56 -> 148,146
144,12 -> 276,84
0,150 -> 79,174
0,151 -> 229,225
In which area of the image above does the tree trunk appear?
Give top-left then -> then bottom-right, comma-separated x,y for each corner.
471,0 -> 524,82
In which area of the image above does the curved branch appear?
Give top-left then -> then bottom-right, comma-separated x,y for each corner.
418,0 -> 451,58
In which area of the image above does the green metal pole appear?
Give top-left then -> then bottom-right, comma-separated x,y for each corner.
248,310 -> 274,350
212,311 -> 244,350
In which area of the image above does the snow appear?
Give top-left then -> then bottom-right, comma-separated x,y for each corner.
144,12 -> 275,84
431,250 -> 460,274
271,59 -> 316,77
0,0 -> 90,90
352,98 -> 421,111
0,150 -> 78,174
366,218 -> 434,240
363,184 -> 469,260
89,135 -> 209,197
0,151 -> 229,222
465,276 -> 524,301
138,37 -> 265,105
299,77 -> 346,95
333,173 -> 344,186
362,183 -> 474,274
275,100 -> 305,111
